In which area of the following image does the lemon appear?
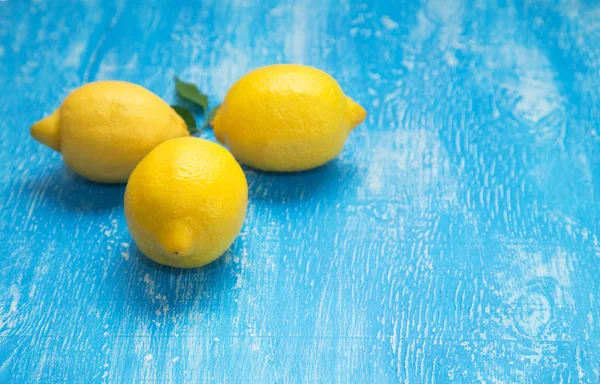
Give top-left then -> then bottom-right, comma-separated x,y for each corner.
212,64 -> 367,172
124,137 -> 248,268
30,81 -> 189,183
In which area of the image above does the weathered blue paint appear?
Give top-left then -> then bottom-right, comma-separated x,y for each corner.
1,0 -> 600,382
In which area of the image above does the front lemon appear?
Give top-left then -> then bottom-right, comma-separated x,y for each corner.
124,137 -> 247,268
213,64 -> 367,172
30,81 -> 189,183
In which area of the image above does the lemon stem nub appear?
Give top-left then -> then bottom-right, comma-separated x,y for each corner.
345,97 -> 367,131
155,227 -> 196,260
30,109 -> 61,152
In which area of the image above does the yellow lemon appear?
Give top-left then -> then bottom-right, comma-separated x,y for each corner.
30,81 -> 189,183
124,137 -> 248,268
213,64 -> 367,172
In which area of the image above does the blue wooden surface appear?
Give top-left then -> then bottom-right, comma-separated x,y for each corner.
2,0 -> 600,382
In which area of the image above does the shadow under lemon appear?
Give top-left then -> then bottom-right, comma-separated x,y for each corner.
114,240 -> 243,317
21,162 -> 125,212
246,158 -> 360,203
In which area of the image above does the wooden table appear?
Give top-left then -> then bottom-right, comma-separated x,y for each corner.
1,0 -> 599,382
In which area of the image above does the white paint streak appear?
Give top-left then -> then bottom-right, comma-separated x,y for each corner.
63,41 -> 88,68
403,0 -> 465,69
0,284 -> 20,331
362,130 -> 458,209
381,15 -> 399,30
284,3 -> 308,63
489,43 -> 562,124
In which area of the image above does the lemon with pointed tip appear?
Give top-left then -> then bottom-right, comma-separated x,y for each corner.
124,137 -> 248,268
213,64 -> 367,172
30,81 -> 189,183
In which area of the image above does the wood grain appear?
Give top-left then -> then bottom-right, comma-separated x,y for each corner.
1,0 -> 599,382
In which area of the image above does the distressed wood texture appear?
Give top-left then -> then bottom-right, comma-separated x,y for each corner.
1,0 -> 600,382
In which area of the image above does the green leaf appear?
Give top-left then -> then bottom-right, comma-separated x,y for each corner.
171,105 -> 197,134
201,104 -> 221,130
174,77 -> 209,112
